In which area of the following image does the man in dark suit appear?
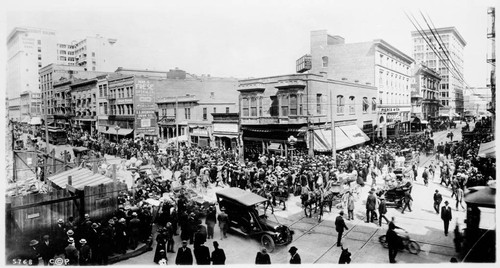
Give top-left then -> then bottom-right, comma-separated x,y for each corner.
433,190 -> 443,214
28,240 -> 40,266
441,200 -> 453,236
78,239 -> 92,265
210,241 -> 226,265
335,211 -> 349,247
38,235 -> 55,266
401,190 -> 413,214
175,240 -> 193,265
129,212 -> 141,249
365,191 -> 377,223
194,242 -> 211,265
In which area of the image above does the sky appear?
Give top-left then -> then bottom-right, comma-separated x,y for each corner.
1,0 -> 497,87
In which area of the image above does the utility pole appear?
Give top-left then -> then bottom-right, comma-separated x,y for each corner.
43,90 -> 50,182
175,96 -> 179,151
330,92 -> 336,166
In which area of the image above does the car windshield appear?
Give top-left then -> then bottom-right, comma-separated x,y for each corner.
254,203 -> 268,218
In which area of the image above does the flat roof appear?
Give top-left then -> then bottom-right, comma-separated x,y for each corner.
215,187 -> 268,207
411,27 -> 467,47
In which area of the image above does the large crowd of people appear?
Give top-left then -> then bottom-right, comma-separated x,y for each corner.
10,116 -> 495,265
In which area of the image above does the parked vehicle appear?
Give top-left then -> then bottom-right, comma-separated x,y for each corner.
216,188 -> 294,252
376,181 -> 412,208
379,228 -> 421,254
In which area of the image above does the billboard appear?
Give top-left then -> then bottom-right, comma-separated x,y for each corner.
134,78 -> 158,136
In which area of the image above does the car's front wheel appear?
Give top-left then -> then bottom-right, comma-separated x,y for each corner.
261,234 -> 275,253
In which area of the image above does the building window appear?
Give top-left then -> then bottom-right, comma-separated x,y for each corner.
92,52 -> 95,57
250,97 -> 257,116
210,92 -> 215,98
99,85 -> 103,97
226,107 -> 229,113
290,94 -> 297,115
203,107 -> 208,120
322,56 -> 329,67
316,94 -> 322,114
270,96 -> 279,116
185,108 -> 191,120
37,40 -> 41,45
213,107 -> 217,114
337,95 -> 344,114
242,98 -> 249,117
103,103 -> 107,115
281,95 -> 289,116
349,96 -> 355,114
372,98 -> 377,112
363,97 -> 369,113
299,94 -> 303,115
259,97 -> 263,116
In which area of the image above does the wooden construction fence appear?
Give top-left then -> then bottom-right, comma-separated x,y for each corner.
6,181 -> 128,254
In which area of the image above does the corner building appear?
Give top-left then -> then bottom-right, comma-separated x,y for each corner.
310,30 -> 414,138
239,73 -> 377,158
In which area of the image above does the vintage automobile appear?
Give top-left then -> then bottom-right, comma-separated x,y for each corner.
376,181 -> 413,208
215,188 -> 294,252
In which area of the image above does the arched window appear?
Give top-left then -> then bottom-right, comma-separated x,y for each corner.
337,95 -> 344,114
349,96 -> 355,114
363,97 -> 369,113
322,56 -> 329,67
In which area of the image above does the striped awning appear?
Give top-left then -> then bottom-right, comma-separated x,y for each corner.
48,167 -> 114,190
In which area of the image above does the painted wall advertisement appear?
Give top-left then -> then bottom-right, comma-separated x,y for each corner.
134,79 -> 158,136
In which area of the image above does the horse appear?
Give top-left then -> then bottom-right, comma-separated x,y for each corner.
272,185 -> 289,210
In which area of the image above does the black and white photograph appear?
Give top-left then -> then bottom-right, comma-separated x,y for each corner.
1,0 -> 497,265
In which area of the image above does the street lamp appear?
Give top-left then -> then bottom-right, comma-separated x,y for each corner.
287,135 -> 297,161
114,125 -> 120,143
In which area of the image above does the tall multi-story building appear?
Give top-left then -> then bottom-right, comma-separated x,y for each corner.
411,64 -> 441,121
7,27 -> 58,98
7,26 -> 118,102
411,27 -> 467,118
7,97 -> 21,121
309,30 -> 414,138
56,35 -> 118,71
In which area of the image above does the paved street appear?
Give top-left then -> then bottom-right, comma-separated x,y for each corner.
117,124 -> 467,265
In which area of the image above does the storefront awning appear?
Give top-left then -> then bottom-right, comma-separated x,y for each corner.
104,128 -> 134,136
340,125 -> 369,145
312,125 -> 369,152
167,135 -> 188,144
478,140 -> 495,158
268,143 -> 282,151
21,116 -> 31,123
213,133 -> 238,139
29,117 -> 42,125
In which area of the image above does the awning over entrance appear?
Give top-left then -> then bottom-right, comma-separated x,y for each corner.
48,168 -> 114,190
29,117 -> 42,125
478,140 -> 495,158
213,133 -> 238,139
268,143 -> 282,151
104,128 -> 134,136
167,135 -> 189,144
340,125 -> 370,145
313,125 -> 369,152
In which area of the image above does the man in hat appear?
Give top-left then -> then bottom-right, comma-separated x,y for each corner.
255,247 -> 271,264
433,190 -> 443,214
65,238 -> 79,265
28,239 -> 40,266
386,221 -> 400,263
288,246 -> 301,264
193,241 -> 211,265
210,241 -> 226,265
175,240 -> 193,265
441,201 -> 453,236
335,211 -> 349,247
54,218 -> 66,254
366,190 -> 377,223
217,207 -> 229,240
115,218 -> 128,254
79,239 -> 92,265
347,191 -> 355,220
401,190 -> 413,214
378,196 -> 390,226
39,235 -> 55,266
129,212 -> 141,249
